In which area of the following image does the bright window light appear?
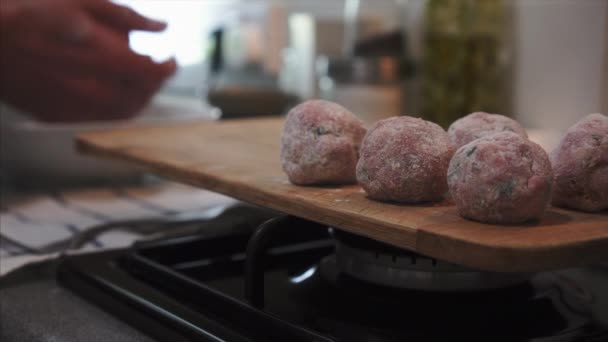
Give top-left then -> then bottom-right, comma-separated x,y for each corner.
112,0 -> 239,66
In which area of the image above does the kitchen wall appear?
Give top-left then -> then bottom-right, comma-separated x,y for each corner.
513,0 -> 607,130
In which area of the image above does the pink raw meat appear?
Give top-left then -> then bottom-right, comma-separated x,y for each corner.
551,113 -> 608,212
281,100 -> 366,185
448,112 -> 528,150
356,116 -> 453,203
448,132 -> 553,224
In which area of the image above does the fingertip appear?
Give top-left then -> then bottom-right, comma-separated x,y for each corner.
161,57 -> 178,76
101,2 -> 168,32
168,57 -> 178,68
143,57 -> 177,83
124,6 -> 166,31
146,19 -> 167,31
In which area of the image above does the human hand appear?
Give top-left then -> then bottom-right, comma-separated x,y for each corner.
0,0 -> 177,122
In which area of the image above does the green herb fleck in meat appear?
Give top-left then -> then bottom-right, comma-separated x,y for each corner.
314,126 -> 330,136
466,146 -> 477,157
498,179 -> 517,198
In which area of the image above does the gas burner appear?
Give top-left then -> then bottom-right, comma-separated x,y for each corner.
329,229 -> 530,292
56,208 -> 608,342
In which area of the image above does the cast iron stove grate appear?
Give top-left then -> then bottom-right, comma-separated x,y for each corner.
58,205 -> 608,342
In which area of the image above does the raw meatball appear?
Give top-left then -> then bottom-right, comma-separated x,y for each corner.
551,113 -> 608,212
448,112 -> 528,150
281,100 -> 366,185
447,132 -> 553,224
356,116 -> 453,203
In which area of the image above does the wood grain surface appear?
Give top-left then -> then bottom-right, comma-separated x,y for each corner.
76,117 -> 608,272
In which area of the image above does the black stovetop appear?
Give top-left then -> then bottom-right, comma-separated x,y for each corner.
57,205 -> 608,342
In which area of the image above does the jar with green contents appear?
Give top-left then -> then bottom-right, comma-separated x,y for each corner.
421,0 -> 512,128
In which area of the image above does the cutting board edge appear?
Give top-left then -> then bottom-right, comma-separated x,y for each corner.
415,228 -> 608,272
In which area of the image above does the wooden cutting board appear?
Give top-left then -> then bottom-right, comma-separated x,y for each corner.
76,117 -> 608,272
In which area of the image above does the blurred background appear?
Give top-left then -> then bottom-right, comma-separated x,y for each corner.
1,0 -> 607,187
116,0 -> 607,127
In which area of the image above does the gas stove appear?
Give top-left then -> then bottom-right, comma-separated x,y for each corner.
58,204 -> 608,342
